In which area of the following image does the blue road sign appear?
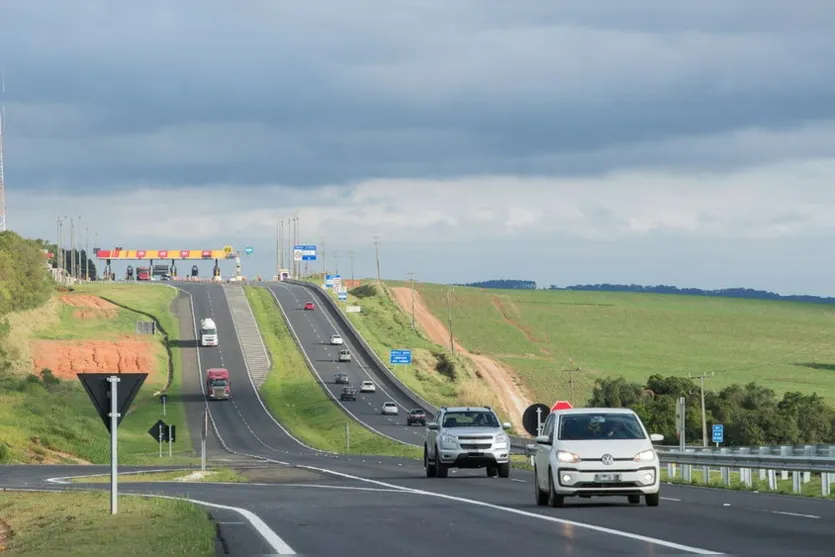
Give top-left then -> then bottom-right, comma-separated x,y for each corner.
712,424 -> 724,444
325,274 -> 334,288
338,291 -> 348,301
294,244 -> 317,261
390,349 -> 412,365
244,246 -> 253,255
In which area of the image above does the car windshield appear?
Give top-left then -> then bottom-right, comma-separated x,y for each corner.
442,411 -> 499,428
384,403 -> 396,407
410,409 -> 424,415
558,413 -> 646,440
210,379 -> 227,387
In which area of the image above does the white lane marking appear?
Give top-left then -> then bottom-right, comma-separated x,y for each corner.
45,468 -> 195,484
661,497 -> 681,502
770,510 -> 820,519
129,493 -> 296,554
286,463 -> 723,555
510,479 -> 526,483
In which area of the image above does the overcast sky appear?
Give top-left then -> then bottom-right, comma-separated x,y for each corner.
4,1 -> 835,295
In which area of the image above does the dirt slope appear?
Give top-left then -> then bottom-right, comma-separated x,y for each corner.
389,287 -> 532,432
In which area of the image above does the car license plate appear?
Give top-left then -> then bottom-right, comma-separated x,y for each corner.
594,473 -> 621,482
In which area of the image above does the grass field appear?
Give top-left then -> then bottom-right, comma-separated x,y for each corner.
401,283 -> 835,406
660,468 -> 835,499
0,284 -> 196,465
0,491 -> 216,554
244,286 -> 421,459
315,280 -> 511,421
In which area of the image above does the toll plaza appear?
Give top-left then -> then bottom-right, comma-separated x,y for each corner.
95,246 -> 237,281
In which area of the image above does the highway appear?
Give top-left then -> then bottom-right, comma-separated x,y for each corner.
266,281 -> 428,447
4,281 -> 834,555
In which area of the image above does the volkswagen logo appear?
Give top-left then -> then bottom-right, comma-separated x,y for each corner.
601,454 -> 614,466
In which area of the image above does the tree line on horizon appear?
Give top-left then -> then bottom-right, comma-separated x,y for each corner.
457,279 -> 835,305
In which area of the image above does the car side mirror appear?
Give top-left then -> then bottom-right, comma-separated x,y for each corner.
535,435 -> 551,445
502,422 -> 511,430
650,433 -> 664,442
427,423 -> 439,430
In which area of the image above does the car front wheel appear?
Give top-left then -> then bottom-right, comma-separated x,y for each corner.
645,492 -> 660,507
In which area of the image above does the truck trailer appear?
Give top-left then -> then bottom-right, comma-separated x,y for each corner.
206,368 -> 230,400
200,318 -> 218,347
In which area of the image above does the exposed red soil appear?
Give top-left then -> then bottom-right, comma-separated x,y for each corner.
59,294 -> 119,320
389,287 -> 532,432
30,339 -> 156,380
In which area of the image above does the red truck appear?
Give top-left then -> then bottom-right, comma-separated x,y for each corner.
206,368 -> 230,400
136,266 -> 151,281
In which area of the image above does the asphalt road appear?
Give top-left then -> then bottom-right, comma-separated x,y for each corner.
266,281 -> 428,447
4,282 -> 835,555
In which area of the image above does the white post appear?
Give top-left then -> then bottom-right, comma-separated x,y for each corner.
168,425 -> 173,458
536,407 -> 543,437
346,422 -> 350,451
162,397 -> 166,417
107,375 -> 120,515
158,424 -> 163,458
201,407 -> 207,472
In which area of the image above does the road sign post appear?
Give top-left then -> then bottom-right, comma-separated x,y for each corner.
108,376 -> 119,515
160,394 -> 167,417
712,424 -> 724,447
345,421 -> 350,452
78,372 -> 147,516
168,424 -> 175,458
676,396 -> 686,451
521,403 -> 551,436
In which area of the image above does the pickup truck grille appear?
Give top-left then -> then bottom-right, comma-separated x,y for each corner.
460,443 -> 492,450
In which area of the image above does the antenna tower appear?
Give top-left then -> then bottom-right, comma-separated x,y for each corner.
0,69 -> 6,232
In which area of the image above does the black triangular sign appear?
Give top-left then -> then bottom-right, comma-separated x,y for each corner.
78,373 -> 148,432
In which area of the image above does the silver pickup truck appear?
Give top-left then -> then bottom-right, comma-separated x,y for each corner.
424,406 -> 512,478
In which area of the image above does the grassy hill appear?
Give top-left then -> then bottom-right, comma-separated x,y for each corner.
406,282 -> 835,406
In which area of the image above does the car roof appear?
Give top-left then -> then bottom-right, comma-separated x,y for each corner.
361,380 -> 373,383
443,406 -> 492,412
554,407 -> 637,415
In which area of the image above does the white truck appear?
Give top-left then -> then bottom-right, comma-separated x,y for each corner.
200,318 -> 218,347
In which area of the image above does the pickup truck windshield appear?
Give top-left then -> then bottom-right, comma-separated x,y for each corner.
442,411 -> 499,428
558,413 -> 645,440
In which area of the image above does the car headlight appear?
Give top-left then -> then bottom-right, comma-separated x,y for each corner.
441,434 -> 457,446
556,450 -> 581,463
634,449 -> 656,462
494,433 -> 509,448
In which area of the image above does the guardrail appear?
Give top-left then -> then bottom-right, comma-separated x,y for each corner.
285,280 -> 537,450
656,444 -> 835,458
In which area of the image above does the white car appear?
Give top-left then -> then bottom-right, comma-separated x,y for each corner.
329,334 -> 344,345
531,408 -> 663,508
381,402 -> 399,415
359,381 -> 376,393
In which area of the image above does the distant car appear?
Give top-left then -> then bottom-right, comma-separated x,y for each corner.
340,387 -> 357,401
407,408 -> 427,426
381,402 -> 399,415
359,381 -> 376,393
304,302 -> 315,310
330,334 -> 344,345
334,372 -> 349,385
338,349 -> 352,362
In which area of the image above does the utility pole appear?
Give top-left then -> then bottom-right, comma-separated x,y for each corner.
56,216 -> 62,270
334,251 -> 340,275
348,250 -> 355,287
84,225 -> 89,280
69,215 -> 75,280
275,221 -> 281,279
373,236 -> 381,286
321,238 -> 326,276
446,285 -> 455,356
564,359 -> 580,406
690,372 -> 713,447
407,272 -> 417,330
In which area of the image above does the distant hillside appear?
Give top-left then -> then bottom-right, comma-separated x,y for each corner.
455,279 -> 835,305
457,279 -> 537,289
549,284 -> 835,305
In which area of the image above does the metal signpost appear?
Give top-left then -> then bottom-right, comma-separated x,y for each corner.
135,321 -> 156,335
78,372 -> 148,515
201,407 -> 208,472
676,396 -> 686,451
522,403 -> 551,437
149,419 -> 176,458
160,393 -> 167,417
712,424 -> 724,447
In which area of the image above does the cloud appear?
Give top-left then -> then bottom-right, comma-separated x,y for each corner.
3,1 -> 835,190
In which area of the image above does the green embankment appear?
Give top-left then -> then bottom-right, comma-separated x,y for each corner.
404,282 -> 835,406
314,280 -> 511,421
0,491 -> 216,555
0,283 -> 195,465
244,286 -> 421,458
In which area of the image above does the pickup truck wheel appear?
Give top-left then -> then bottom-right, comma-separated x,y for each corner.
498,462 -> 511,478
424,448 -> 437,478
436,455 -> 449,478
